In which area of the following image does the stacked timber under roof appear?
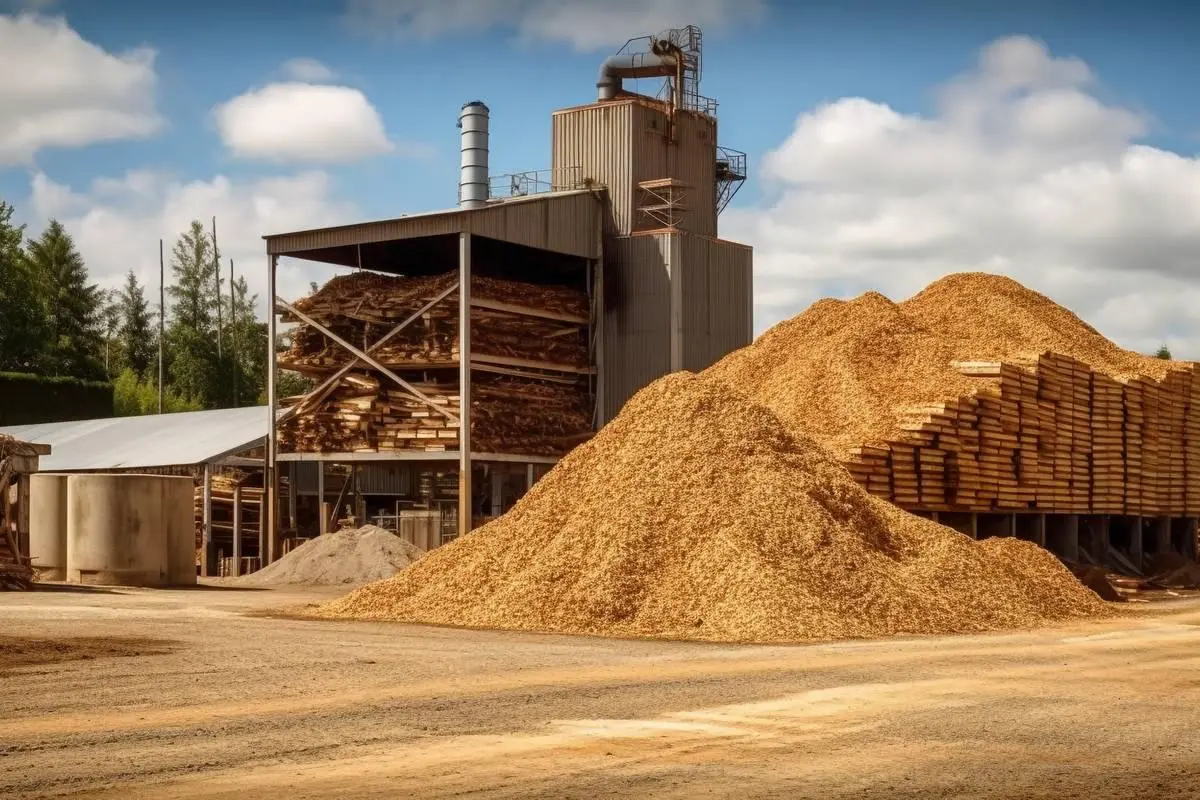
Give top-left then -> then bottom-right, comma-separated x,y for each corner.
277,271 -> 594,457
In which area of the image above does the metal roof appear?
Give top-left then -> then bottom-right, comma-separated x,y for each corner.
263,189 -> 602,265
0,406 -> 270,472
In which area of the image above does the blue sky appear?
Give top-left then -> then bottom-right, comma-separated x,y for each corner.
4,0 -> 1200,355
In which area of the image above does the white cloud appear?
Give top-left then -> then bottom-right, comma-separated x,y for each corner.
724,35 -> 1200,359
281,57 -> 337,83
28,169 -> 361,317
213,82 -> 401,164
0,13 -> 163,165
344,0 -> 764,51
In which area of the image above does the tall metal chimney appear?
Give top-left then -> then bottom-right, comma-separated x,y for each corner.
458,101 -> 489,209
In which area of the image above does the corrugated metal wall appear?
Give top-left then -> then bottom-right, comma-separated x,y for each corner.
553,104 -> 633,236
679,235 -> 754,372
291,462 -> 411,496
602,235 -> 672,420
601,231 -> 752,422
553,100 -> 717,238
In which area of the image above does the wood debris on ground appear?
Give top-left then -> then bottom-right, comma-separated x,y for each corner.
707,272 -> 1200,519
277,271 -> 593,456
317,373 -> 1107,643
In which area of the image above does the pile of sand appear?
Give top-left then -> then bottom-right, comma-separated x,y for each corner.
231,525 -> 424,586
707,272 -> 1188,455
318,373 -> 1105,643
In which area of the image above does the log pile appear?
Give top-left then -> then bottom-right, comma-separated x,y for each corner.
277,271 -> 594,457
1,434 -> 40,590
843,353 -> 1200,516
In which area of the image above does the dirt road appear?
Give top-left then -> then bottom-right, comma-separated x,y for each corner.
3,584 -> 1200,799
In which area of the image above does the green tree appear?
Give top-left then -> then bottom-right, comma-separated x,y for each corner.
100,289 -> 122,377
117,270 -> 155,377
113,368 -> 202,416
25,219 -> 103,379
0,200 -> 47,372
166,220 -> 222,406
1156,344 -> 1172,360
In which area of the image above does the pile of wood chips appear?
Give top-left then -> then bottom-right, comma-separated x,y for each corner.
317,372 -> 1107,643
707,272 -> 1200,516
278,271 -> 593,456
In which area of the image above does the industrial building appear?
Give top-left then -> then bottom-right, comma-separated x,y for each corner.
260,26 -> 753,564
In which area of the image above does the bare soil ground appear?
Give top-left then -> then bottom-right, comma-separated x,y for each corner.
3,582 -> 1200,799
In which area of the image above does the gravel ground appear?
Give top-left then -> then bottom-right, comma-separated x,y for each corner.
2,582 -> 1200,799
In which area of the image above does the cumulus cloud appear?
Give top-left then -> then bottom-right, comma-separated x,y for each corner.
213,83 -> 405,164
723,35 -> 1200,359
0,13 -> 163,165
281,57 -> 337,82
344,0 -> 764,51
28,169 -> 361,316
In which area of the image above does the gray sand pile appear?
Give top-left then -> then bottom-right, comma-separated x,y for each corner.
317,373 -> 1106,643
231,525 -> 424,586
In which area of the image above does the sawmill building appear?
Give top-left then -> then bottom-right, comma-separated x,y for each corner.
259,26 -> 752,563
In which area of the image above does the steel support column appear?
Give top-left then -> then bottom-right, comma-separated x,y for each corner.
201,462 -> 213,577
458,233 -> 472,539
266,253 -> 279,564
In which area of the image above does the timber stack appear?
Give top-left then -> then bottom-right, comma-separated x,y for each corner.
1,434 -> 45,590
277,271 -> 594,456
844,356 -> 1200,516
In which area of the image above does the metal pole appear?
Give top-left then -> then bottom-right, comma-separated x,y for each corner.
212,216 -> 222,362
458,233 -> 472,539
230,258 -> 237,406
158,238 -> 165,414
201,462 -> 213,577
232,484 -> 242,577
266,253 -> 279,563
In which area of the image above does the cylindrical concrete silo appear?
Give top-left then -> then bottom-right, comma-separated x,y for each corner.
29,473 -> 69,581
163,476 -> 197,586
66,474 -> 171,587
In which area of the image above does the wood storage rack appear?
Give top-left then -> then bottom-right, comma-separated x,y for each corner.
0,436 -> 48,590
275,270 -> 596,458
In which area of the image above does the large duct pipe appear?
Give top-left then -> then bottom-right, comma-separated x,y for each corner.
458,101 -> 489,209
596,52 -> 678,101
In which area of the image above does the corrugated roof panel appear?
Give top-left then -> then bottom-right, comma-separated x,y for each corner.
0,406 -> 270,471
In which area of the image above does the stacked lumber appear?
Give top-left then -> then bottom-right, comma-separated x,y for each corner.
838,353 -> 1200,517
0,435 -> 39,589
278,374 -> 591,456
193,471 -> 263,552
278,271 -> 594,457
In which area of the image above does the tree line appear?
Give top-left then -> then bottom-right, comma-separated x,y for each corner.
0,198 -> 303,417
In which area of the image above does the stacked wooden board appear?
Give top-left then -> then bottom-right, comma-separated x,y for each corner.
277,271 -> 594,457
843,353 -> 1200,516
193,471 -> 262,555
0,435 -> 41,589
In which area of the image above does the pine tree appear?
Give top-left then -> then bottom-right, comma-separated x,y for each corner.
0,200 -> 45,372
1156,344 -> 1172,360
117,270 -> 155,377
24,219 -> 103,379
101,289 -> 122,377
166,220 -> 221,406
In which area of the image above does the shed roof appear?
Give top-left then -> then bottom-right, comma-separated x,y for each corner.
263,189 -> 602,266
0,406 -> 270,472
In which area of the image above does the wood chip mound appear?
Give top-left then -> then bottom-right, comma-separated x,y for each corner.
227,525 -> 425,586
317,373 -> 1106,643
706,271 -> 1189,455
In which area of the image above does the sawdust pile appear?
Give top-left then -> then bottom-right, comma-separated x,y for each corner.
230,525 -> 424,586
318,373 -> 1105,642
708,272 -> 1187,454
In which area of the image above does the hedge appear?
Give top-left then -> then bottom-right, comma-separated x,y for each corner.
0,372 -> 114,425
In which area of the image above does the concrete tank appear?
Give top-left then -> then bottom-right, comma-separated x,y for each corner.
29,473 -> 69,581
164,476 -> 197,586
66,474 -> 193,587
